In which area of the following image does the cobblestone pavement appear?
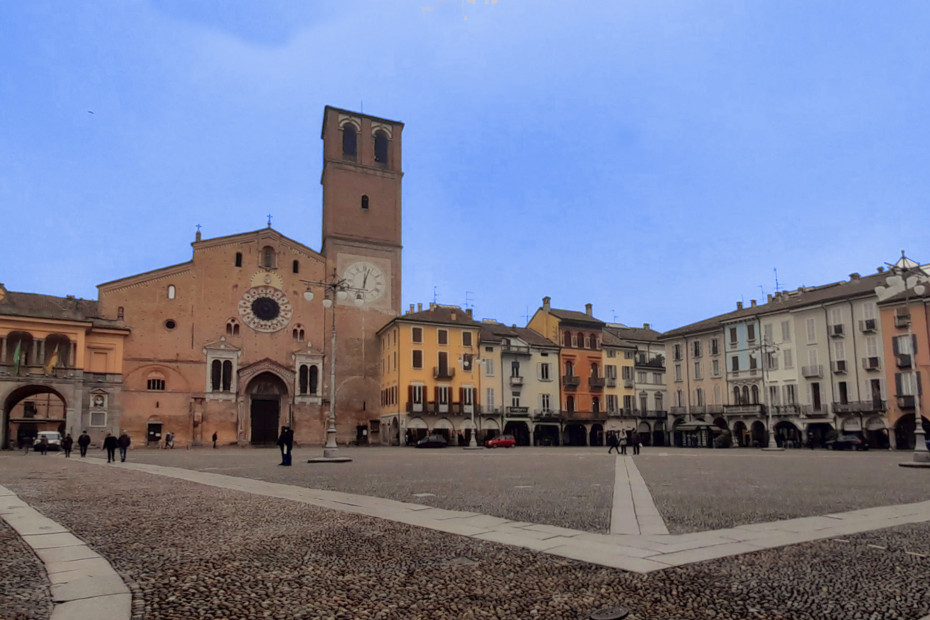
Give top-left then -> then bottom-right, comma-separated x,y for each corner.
0,517 -> 53,620
3,449 -> 930,619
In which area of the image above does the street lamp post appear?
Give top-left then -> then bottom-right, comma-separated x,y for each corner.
302,270 -> 365,462
874,252 -> 929,465
752,337 -> 783,451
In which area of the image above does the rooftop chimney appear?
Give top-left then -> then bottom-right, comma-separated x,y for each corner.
850,273 -> 860,280
737,301 -> 743,310
751,300 -> 757,308
585,303 -> 592,317
418,303 -> 423,312
543,296 -> 551,312
877,266 -> 884,273
430,302 -> 436,310
767,294 -> 773,303
451,310 -> 457,320
643,323 -> 650,330
409,304 -> 415,313
466,308 -> 472,318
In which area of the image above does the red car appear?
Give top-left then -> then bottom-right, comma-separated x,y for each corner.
485,434 -> 516,448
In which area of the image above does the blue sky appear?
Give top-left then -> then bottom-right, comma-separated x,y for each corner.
2,1 -> 928,331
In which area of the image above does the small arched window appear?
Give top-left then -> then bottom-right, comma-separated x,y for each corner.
591,363 -> 599,377
226,319 -> 240,337
361,195 -> 369,210
235,252 -> 243,267
577,332 -> 585,348
261,246 -> 276,269
563,330 -> 572,347
117,306 -> 124,320
292,325 -> 305,342
309,366 -> 319,394
167,285 -> 176,300
299,365 -> 309,394
342,124 -> 358,159
374,130 -> 389,165
147,372 -> 166,391
211,360 -> 222,391
222,361 -> 232,392
742,386 -> 750,405
751,385 -> 759,405
566,395 -> 575,412
292,260 -> 299,274
733,387 -> 741,404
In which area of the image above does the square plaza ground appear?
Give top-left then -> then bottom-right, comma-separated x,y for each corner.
2,446 -> 929,619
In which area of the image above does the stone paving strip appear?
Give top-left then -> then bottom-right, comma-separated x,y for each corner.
0,483 -> 131,620
84,458 -> 930,575
610,455 -> 668,536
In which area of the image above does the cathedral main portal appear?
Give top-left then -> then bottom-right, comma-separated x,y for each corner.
246,372 -> 287,445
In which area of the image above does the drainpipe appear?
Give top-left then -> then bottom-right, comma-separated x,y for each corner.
822,306 -> 839,436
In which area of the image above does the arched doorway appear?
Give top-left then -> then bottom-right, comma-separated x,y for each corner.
482,418 -> 500,443
749,420 -> 766,448
895,414 -> 930,451
533,423 -> 559,446
3,385 -> 67,449
637,422 -> 652,446
732,421 -> 749,447
806,422 -> 833,449
565,423 -> 587,446
247,372 -> 288,445
775,421 -> 801,448
864,416 -> 889,450
504,420 -> 530,446
589,423 -> 604,447
432,417 -> 454,442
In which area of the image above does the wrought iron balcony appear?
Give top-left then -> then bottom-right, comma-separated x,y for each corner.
623,378 -> 634,388
501,343 -> 531,355
588,376 -> 606,389
801,364 -> 823,378
406,402 -> 424,414
605,376 -> 617,387
832,400 -> 887,414
800,405 -> 828,417
533,409 -> 560,420
562,375 -> 580,388
640,409 -> 668,420
509,375 -> 524,386
723,404 -> 764,415
669,406 -> 687,415
505,406 -> 530,416
433,366 -> 455,380
774,404 -> 801,415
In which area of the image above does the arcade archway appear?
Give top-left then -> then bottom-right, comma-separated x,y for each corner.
3,385 -> 67,449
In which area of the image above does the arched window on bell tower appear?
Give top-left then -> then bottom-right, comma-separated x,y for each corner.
374,130 -> 389,166
342,124 -> 357,160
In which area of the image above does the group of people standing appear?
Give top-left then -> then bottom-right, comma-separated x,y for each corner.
102,431 -> 132,462
607,430 -> 642,455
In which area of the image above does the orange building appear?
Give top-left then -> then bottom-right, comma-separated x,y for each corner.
0,285 -> 129,447
527,297 -> 607,446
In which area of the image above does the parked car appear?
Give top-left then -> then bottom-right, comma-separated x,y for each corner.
416,434 -> 448,449
36,431 -> 62,451
485,434 -> 516,448
825,434 -> 869,451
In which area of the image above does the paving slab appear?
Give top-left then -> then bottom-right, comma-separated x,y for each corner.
50,574 -> 130,602
50,593 -> 131,620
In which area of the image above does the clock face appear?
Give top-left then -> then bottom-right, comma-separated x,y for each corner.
238,286 -> 293,332
344,261 -> 386,301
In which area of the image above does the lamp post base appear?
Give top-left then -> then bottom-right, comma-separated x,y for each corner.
308,456 -> 353,463
762,431 -> 784,452
311,423 -> 351,462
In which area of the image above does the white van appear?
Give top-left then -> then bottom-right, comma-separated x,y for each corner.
36,431 -> 62,451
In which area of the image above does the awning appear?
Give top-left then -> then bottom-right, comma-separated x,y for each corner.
433,418 -> 454,430
676,421 -> 720,432
842,418 -> 862,432
406,417 -> 428,429
483,419 -> 500,430
460,418 -> 476,430
865,416 -> 886,431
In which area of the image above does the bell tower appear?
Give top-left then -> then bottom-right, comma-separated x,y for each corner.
319,106 -> 403,444
320,106 -> 403,315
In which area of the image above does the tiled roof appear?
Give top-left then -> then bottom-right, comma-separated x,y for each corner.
548,308 -> 605,326
380,304 -> 481,332
660,271 -> 891,339
604,324 -> 664,344
478,322 -> 558,348
0,290 -> 122,328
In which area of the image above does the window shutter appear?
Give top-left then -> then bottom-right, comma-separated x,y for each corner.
918,371 -> 923,396
408,385 -> 413,404
895,373 -> 902,396
893,338 -> 900,355
913,335 -> 918,355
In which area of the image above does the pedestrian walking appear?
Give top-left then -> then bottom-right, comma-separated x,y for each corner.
619,432 -> 628,455
102,432 -> 117,463
607,433 -> 619,454
78,431 -> 90,457
23,435 -> 34,455
38,434 -> 49,455
631,430 -> 641,455
62,433 -> 74,458
164,431 -> 174,449
276,426 -> 293,466
212,431 -> 218,449
117,431 -> 131,462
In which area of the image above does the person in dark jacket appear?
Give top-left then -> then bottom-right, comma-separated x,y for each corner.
77,431 -> 91,457
23,435 -> 34,455
117,432 -> 131,462
38,435 -> 49,455
631,430 -> 642,455
102,433 -> 117,463
61,433 -> 74,458
212,431 -> 218,449
276,426 -> 294,466
607,433 -> 619,454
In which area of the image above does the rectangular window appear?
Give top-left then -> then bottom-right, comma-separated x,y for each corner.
833,340 -> 845,361
462,387 -> 474,406
511,392 -> 520,408
539,362 -> 551,380
895,335 -> 913,355
808,349 -> 819,366
485,388 -> 495,410
783,349 -> 793,369
462,331 -> 472,347
806,318 -> 816,343
484,358 -> 494,376
729,327 -> 738,344
511,361 -> 520,377
830,307 -> 842,325
437,386 -> 450,405
636,371 -> 646,383
606,394 -> 617,412
769,385 -> 779,406
781,320 -> 791,342
606,365 -> 617,379
692,341 -> 701,357
622,366 -> 632,379
784,384 -> 796,404
731,356 -> 739,371
412,327 -> 423,343
623,395 -> 634,410
438,329 -> 448,345
749,356 -> 758,370
675,364 -> 682,381
411,385 -> 425,404
862,302 -> 876,321
541,393 -> 551,411
147,379 -> 166,391
711,338 -> 719,355
607,349 -> 616,358
624,350 -> 634,359
412,350 -> 423,369
673,344 -> 682,361
712,359 -> 720,376
746,324 -> 756,342
866,336 -> 879,357
653,372 -> 661,384
764,324 -> 773,345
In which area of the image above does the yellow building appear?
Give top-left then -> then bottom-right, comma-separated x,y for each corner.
600,328 -> 637,439
378,303 -> 482,445
0,284 -> 129,448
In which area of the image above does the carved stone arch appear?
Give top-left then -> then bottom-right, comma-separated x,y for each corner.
338,115 -> 361,132
237,359 -> 294,397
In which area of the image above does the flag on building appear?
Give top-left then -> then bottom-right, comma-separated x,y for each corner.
12,341 -> 22,375
45,345 -> 59,375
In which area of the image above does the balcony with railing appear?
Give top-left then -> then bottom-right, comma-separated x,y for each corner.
635,355 -> 665,370
895,354 -> 912,368
897,395 -> 916,409
639,409 -> 668,420
723,404 -> 764,415
433,366 -> 455,380
533,409 -> 560,420
669,406 -> 687,415
895,312 -> 911,328
706,405 -> 725,415
477,405 -> 501,416
801,364 -> 823,378
774,404 -> 801,415
505,406 -> 530,417
562,375 -> 580,388
406,401 -> 424,414
832,400 -> 886,414
605,376 -> 617,387
509,375 -> 524,386
589,376 -> 606,389
800,405 -> 829,417
623,378 -> 634,388
501,343 -> 531,356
